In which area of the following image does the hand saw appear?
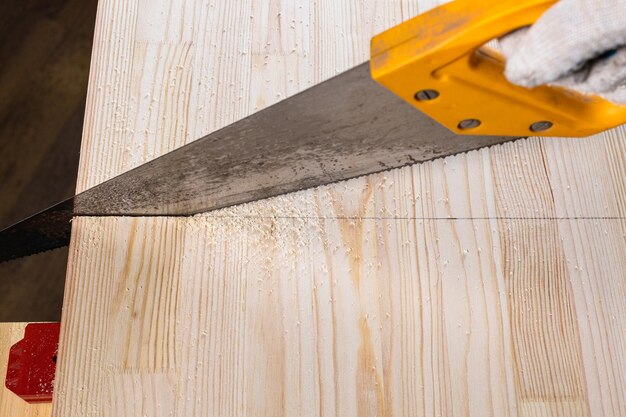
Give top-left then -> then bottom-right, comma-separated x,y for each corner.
2,0 -> 625,264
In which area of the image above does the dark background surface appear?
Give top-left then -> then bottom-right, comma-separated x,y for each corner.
0,0 -> 97,321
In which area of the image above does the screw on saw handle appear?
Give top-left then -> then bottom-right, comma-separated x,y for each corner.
370,0 -> 626,137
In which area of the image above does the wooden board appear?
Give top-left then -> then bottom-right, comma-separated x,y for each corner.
0,323 -> 52,417
52,0 -> 626,416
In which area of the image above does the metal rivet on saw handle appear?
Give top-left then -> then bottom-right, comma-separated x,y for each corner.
414,89 -> 439,101
530,121 -> 553,132
457,119 -> 481,130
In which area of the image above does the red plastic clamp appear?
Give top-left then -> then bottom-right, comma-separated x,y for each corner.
5,322 -> 60,403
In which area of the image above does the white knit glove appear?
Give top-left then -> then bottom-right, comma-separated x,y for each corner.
500,0 -> 626,104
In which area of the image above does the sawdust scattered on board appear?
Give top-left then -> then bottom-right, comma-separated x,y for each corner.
173,161 -> 419,275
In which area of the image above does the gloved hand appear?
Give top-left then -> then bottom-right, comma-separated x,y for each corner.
500,0 -> 626,104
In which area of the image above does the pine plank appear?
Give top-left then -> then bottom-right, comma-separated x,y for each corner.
53,0 -> 626,416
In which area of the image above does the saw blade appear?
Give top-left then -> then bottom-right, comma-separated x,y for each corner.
0,62 -> 521,263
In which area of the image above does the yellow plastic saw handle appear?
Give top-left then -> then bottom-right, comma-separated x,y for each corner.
370,0 -> 626,137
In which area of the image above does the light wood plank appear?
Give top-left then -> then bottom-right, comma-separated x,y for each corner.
53,0 -> 626,416
0,323 -> 52,417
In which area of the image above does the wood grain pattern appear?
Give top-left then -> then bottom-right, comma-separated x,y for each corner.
52,0 -> 626,416
0,323 -> 52,417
